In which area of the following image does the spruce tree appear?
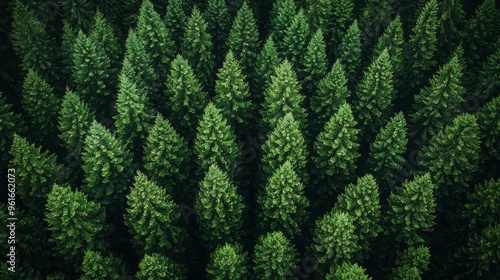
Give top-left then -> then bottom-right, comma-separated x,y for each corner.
326,263 -> 372,280
358,0 -> 394,50
164,0 -> 188,54
165,54 -> 208,138
260,113 -> 309,185
335,20 -> 362,86
80,250 -> 120,280
282,9 -> 310,72
253,231 -> 298,279
477,41 -> 500,97
60,0 -> 95,33
195,164 -> 245,247
254,36 -> 281,102
301,28 -> 328,96
461,223 -> 500,279
392,245 -> 430,277
463,178 -> 500,230
410,54 -> 465,139
476,95 -> 500,161
436,0 -> 465,59
136,253 -> 186,280
0,92 -> 23,170
269,0 -> 297,54
203,0 -> 231,67
124,171 -> 185,255
385,173 -> 437,246
182,7 -> 215,92
312,103 -> 360,194
206,243 -> 249,280
61,21 -> 79,80
257,161 -> 309,240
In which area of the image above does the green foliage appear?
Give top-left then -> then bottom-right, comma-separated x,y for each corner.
390,266 -> 421,280
461,223 -> 500,278
203,0 -> 231,67
358,0 -> 394,49
477,41 -> 500,96
136,253 -> 186,280
164,0 -> 188,54
60,0 -> 95,33
386,173 -> 437,246
261,113 -> 309,185
195,164 -> 245,247
124,171 -> 185,255
301,28 -> 328,95
206,243 -> 249,280
254,36 -> 281,102
463,178 -> 500,230
335,20 -> 362,86
436,0 -> 465,57
80,250 -> 120,280
326,262 -> 372,280
411,54 -> 465,139
306,0 -> 355,47
253,231 -> 298,279
45,184 -> 108,267
61,21 -> 79,78
0,92 -> 23,168
269,0 -> 297,53
182,7 -> 215,92
257,161 -> 309,239
393,245 -> 431,275
282,9 -> 310,72
476,94 -> 500,161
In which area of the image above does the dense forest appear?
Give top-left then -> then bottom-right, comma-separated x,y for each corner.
0,0 -> 499,279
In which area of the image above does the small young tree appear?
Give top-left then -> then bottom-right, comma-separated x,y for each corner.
206,243 -> 249,280
282,9 -> 311,73
253,231 -> 298,279
136,253 -> 186,280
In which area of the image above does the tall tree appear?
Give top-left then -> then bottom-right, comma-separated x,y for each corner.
477,41 -> 500,98
203,0 -> 231,68
461,223 -> 500,279
335,20 -> 362,87
60,0 -> 95,33
80,250 -> 120,280
358,0 -> 394,51
269,0 -> 297,54
476,95 -> 500,161
206,243 -> 249,280
282,9 -> 310,72
164,0 -> 188,54
136,253 -> 186,280
253,231 -> 298,279
436,0 -> 465,60
301,28 -> 328,96
326,263 -> 372,280
254,36 -> 281,103
463,178 -> 500,230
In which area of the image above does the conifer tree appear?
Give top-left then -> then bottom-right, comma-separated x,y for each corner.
165,54 -> 208,138
257,161 -> 309,239
60,0 -> 95,33
195,164 -> 245,247
463,178 -> 500,230
312,103 -> 360,194
124,171 -> 185,255
142,113 -> 192,199
477,41 -> 500,97
335,20 -> 362,86
203,0 -> 231,67
254,37 -> 281,101
476,94 -> 500,161
436,0 -> 465,59
418,114 -> 481,195
182,7 -> 215,92
260,60 -> 307,130
282,9 -> 310,72
45,184 -> 108,267
206,243 -> 249,280
253,231 -> 298,279
80,250 -> 120,280
461,223 -> 500,279
61,21 -> 78,79
410,54 -> 465,139
386,173 -> 437,246
326,263 -> 372,280
301,28 -> 328,95
81,121 -> 134,210
353,48 -> 395,137
136,253 -> 186,280
269,0 -> 297,54
0,92 -> 23,170
358,0 -> 394,50
260,113 -> 309,185
164,0 -> 188,54
392,245 -> 430,277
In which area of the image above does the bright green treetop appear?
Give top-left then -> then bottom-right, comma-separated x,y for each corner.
301,28 -> 328,95
80,250 -> 120,280
282,9 -> 311,72
253,231 -> 298,279
254,36 -> 281,101
476,95 -> 500,160
206,243 -> 249,280
335,20 -> 362,86
136,253 -> 186,280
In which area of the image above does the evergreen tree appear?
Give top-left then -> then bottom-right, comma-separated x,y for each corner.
164,0 -> 188,54
60,0 -> 95,33
61,21 -> 79,79
385,173 -> 437,246
182,7 -> 215,92
326,263 -> 372,280
194,103 -> 242,178
21,69 -> 59,144
436,0 -> 465,59
353,48 -> 395,137
301,28 -> 328,96
260,60 -> 307,130
463,178 -> 500,230
124,171 -> 185,255
80,250 -> 120,280
312,103 -> 360,194
254,36 -> 281,102
282,9 -> 310,72
392,245 -> 431,277
367,112 -> 408,187
214,50 -> 253,133
335,20 -> 362,86
477,41 -> 500,97
476,94 -> 500,161
410,54 -> 465,139
358,0 -> 394,50
142,113 -> 192,199
45,184 -> 108,267
81,121 -> 134,210
269,0 -> 297,53
257,161 -> 309,240
9,134 -> 68,215
389,266 -> 421,280
165,54 -> 208,138
203,0 -> 231,67
418,114 -> 481,195
333,174 -> 381,256
206,243 -> 249,280
461,223 -> 500,279
260,113 -> 309,185
253,231 -> 298,279
136,253 -> 186,280
0,92 -> 23,170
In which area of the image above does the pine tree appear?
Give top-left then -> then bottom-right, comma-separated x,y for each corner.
182,7 -> 215,92
164,0 -> 188,54
124,171 -> 185,255
136,253 -> 186,280
269,0 -> 297,53
389,266 -> 421,280
260,60 -> 307,130
326,263 -> 372,280
206,243 -> 249,280
257,161 -> 309,239
254,36 -> 281,101
9,134 -> 68,215
227,2 -> 260,79
60,0 -> 95,33
253,231 -> 298,279
333,174 -> 381,257
196,164 -> 245,247
358,0 -> 394,50
312,103 -> 360,194
461,223 -> 500,278
282,9 -> 310,72
81,121 -> 134,210
463,178 -> 500,230
142,113 -> 192,199
194,103 -> 242,179
410,54 -> 465,139
61,21 -> 78,79
203,0 -> 231,67
391,245 -> 430,277
436,0 -> 465,59
213,50 -> 253,133
0,92 -> 23,170
476,94 -> 500,161
353,48 -> 395,137
367,112 -> 408,187
260,113 -> 309,185
80,250 -> 120,280
301,28 -> 328,96
165,54 -> 208,138
477,41 -> 500,97
45,184 -> 108,267
418,114 -> 481,195
335,20 -> 362,86
21,69 -> 59,144
385,173 -> 437,246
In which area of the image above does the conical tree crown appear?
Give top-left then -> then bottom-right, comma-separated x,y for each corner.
164,0 -> 188,53
282,9 -> 310,71
301,28 -> 328,94
203,0 -> 231,67
254,36 -> 281,99
206,243 -> 249,280
136,253 -> 186,280
326,262 -> 372,280
335,19 -> 362,86
253,231 -> 297,279
269,0 -> 297,53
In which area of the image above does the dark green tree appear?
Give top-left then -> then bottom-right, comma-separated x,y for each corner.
463,178 -> 500,230
410,54 -> 465,139
335,20 -> 362,86
269,0 -> 297,54
60,0 -> 95,33
391,245 -> 430,278
136,253 -> 186,280
257,161 -> 309,239
61,21 -> 79,79
358,0 -> 394,50
282,9 -> 310,72
164,0 -> 188,54
461,223 -> 500,279
0,92 -> 23,170
254,36 -> 281,101
124,171 -> 185,255
253,231 -> 298,279
477,41 -> 500,97
389,266 -> 421,280
326,263 -> 372,280
80,250 -> 120,280
203,0 -> 231,67
385,173 -> 437,246
260,113 -> 309,185
301,28 -> 328,95
206,243 -> 249,280
476,95 -> 500,161
436,0 -> 465,59
195,164 -> 245,247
